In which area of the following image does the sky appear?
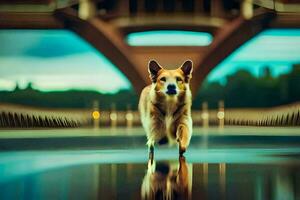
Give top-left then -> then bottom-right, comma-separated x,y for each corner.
0,30 -> 132,93
126,30 -> 213,46
206,29 -> 300,83
0,29 -> 299,93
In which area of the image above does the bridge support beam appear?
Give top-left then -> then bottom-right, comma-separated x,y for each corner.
55,8 -> 148,93
191,10 -> 276,95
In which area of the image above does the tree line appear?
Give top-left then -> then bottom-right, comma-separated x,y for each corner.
0,64 -> 299,110
193,63 -> 300,109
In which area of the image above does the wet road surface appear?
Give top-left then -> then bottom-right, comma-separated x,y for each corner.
0,128 -> 300,199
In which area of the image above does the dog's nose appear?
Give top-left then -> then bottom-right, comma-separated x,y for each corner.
167,84 -> 176,91
166,84 -> 177,95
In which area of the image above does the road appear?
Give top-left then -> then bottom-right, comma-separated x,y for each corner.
0,127 -> 300,199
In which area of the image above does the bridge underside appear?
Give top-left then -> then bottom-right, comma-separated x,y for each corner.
0,1 -> 300,95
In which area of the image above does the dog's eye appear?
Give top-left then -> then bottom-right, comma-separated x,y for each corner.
160,77 -> 166,82
176,77 -> 183,82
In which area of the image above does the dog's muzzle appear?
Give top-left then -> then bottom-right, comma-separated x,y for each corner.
166,90 -> 177,95
166,84 -> 177,95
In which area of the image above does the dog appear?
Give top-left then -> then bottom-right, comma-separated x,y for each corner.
141,156 -> 192,200
139,60 -> 193,156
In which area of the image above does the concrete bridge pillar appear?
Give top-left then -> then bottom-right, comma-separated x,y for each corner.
79,0 -> 97,20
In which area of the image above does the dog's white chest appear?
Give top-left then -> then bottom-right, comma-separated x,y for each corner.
164,100 -> 178,135
165,115 -> 174,132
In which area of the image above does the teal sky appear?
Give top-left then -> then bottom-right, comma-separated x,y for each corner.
126,30 -> 213,46
0,29 -> 299,93
0,30 -> 132,93
206,29 -> 300,83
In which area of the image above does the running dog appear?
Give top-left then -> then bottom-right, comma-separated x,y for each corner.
139,60 -> 193,156
141,156 -> 192,200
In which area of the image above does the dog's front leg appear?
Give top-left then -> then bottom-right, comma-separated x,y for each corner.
148,110 -> 164,159
176,124 -> 191,156
177,156 -> 189,188
148,143 -> 154,163
146,136 -> 155,163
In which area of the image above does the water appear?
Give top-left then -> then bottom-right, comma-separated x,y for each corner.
0,148 -> 299,200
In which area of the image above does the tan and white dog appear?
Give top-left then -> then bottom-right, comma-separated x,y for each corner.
139,60 -> 193,156
141,156 -> 192,200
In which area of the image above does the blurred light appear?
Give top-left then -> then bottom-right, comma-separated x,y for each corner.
219,163 -> 226,194
217,111 -> 225,119
126,31 -> 213,46
92,111 -> 100,120
79,0 -> 96,20
110,112 -> 117,121
242,0 -> 253,19
203,163 -> 208,187
201,112 -> 209,120
125,113 -> 133,121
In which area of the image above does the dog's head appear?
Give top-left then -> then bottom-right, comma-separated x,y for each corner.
148,60 -> 193,96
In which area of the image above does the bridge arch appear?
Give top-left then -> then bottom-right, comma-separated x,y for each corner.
1,8 -> 299,95
54,8 -> 147,93
190,10 -> 276,94
0,9 -> 147,93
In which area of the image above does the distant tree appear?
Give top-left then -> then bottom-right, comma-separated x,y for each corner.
193,81 -> 224,109
224,70 -> 258,107
260,66 -> 271,78
14,83 -> 20,91
194,63 -> 300,109
1,65 -> 300,109
287,63 -> 300,102
24,82 -> 34,90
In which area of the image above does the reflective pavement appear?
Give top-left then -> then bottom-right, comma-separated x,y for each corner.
0,147 -> 299,200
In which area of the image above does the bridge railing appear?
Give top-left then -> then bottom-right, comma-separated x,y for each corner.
0,102 -> 299,129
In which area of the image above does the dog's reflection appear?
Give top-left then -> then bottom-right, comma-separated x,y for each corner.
141,156 -> 192,200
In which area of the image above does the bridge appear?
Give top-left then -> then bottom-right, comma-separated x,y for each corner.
1,0 -> 299,94
1,2 -> 300,197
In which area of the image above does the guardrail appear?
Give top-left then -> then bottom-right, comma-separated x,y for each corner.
0,102 -> 299,129
0,103 -> 89,128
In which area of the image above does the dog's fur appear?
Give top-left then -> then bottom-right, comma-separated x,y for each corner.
139,60 -> 193,155
141,156 -> 192,200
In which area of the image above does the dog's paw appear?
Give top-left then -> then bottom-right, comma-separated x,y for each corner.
149,145 -> 154,153
149,152 -> 154,164
179,155 -> 186,163
179,146 -> 186,156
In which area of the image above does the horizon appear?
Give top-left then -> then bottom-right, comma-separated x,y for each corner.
0,64 -> 296,94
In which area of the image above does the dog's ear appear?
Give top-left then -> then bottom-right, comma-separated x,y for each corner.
148,60 -> 162,83
180,60 -> 193,82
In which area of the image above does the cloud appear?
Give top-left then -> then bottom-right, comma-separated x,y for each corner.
206,29 -> 300,82
0,52 -> 132,93
0,30 -> 131,92
0,79 -> 16,90
0,30 -> 92,58
1,29 -> 300,91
